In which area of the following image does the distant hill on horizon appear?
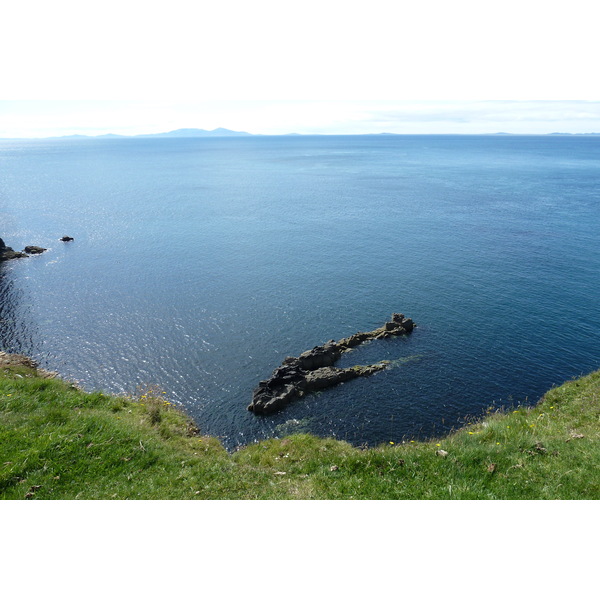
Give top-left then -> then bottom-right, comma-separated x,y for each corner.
2,129 -> 600,141
6,128 -> 257,140
135,127 -> 255,138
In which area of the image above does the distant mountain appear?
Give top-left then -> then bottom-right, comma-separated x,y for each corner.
135,128 -> 254,138
4,129 -> 599,141
8,128 -> 256,141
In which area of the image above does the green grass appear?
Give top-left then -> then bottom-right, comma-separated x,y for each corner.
1,360 -> 598,499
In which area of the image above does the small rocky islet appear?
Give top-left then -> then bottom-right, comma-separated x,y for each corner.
249,313 -> 415,415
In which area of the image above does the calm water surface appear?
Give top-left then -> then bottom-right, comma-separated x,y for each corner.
1,135 -> 599,449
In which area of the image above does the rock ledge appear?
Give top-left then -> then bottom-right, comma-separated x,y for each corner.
248,313 -> 414,415
0,238 -> 47,260
0,352 -> 58,379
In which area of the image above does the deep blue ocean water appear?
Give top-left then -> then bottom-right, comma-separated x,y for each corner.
1,135 -> 598,449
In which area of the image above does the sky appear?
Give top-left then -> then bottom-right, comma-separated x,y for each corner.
2,100 -> 600,137
1,0 -> 599,137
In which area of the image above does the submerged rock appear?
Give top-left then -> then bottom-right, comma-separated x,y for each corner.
248,313 -> 415,415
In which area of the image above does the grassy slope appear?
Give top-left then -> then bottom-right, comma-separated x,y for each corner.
1,361 -> 598,499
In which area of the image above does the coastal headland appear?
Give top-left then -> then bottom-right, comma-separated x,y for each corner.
1,350 -> 598,499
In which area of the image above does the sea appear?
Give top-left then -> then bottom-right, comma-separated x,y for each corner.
1,134 -> 598,450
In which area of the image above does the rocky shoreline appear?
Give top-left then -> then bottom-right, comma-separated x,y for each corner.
0,237 -> 47,260
0,351 -> 58,379
248,313 -> 415,415
0,236 -> 73,261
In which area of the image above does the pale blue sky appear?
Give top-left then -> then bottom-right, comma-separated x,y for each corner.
2,100 -> 600,137
1,1 -> 599,137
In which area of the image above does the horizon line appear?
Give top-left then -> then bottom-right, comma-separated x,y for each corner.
2,126 -> 600,140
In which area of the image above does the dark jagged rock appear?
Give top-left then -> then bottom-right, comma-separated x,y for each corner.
298,341 -> 342,370
248,313 -> 415,415
1,238 -> 51,260
0,248 -> 27,260
0,238 -> 28,261
60,236 -> 74,242
303,364 -> 387,392
24,246 -> 47,255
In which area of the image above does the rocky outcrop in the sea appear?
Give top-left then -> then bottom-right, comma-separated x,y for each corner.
60,236 -> 74,242
0,238 -> 27,261
0,238 -> 48,260
248,313 -> 415,415
24,246 -> 47,255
